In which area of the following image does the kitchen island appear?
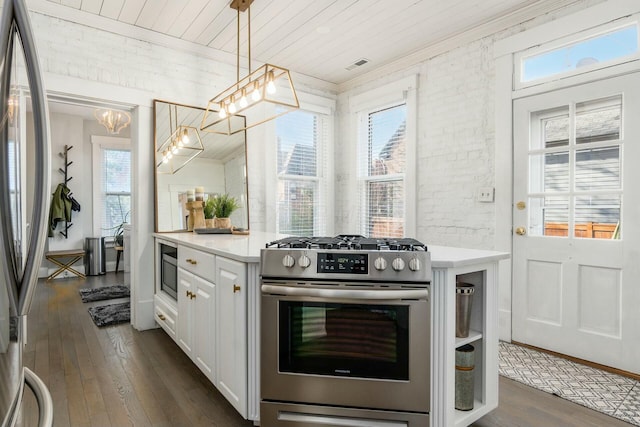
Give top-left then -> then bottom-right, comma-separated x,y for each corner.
152,232 -> 508,426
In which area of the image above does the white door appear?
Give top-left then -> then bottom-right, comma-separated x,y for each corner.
512,73 -> 640,374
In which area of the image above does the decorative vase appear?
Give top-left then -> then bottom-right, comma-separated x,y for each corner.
205,218 -> 215,228
214,217 -> 231,229
186,201 -> 205,230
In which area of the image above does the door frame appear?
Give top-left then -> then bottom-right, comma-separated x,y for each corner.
493,0 -> 640,342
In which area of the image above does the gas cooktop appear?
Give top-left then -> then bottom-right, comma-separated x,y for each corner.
265,235 -> 427,252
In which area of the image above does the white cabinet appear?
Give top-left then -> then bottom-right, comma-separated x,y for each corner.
154,294 -> 177,339
177,268 -> 216,382
216,256 -> 247,417
430,259 -> 502,427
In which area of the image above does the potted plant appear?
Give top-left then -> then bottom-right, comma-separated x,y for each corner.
112,211 -> 130,246
204,197 -> 215,228
211,193 -> 239,229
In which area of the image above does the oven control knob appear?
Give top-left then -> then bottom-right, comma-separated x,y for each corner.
282,254 -> 295,268
392,257 -> 405,271
374,256 -> 387,271
409,258 -> 421,272
298,255 -> 311,268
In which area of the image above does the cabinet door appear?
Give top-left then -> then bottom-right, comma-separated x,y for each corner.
216,257 -> 247,418
177,268 -> 194,355
193,275 -> 216,383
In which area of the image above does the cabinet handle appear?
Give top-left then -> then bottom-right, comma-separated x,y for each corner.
186,290 -> 191,298
233,284 -> 241,293
158,313 -> 166,321
191,293 -> 196,300
185,258 -> 197,265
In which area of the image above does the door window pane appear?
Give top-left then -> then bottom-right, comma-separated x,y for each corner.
575,146 -> 620,191
539,113 -> 569,149
576,96 -> 621,144
574,195 -> 620,239
529,196 -> 569,237
530,152 -> 569,193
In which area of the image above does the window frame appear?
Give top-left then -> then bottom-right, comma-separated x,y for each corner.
350,75 -> 418,238
275,108 -> 331,236
91,135 -> 131,243
514,17 -> 640,90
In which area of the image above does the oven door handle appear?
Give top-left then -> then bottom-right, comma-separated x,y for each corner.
261,284 -> 428,300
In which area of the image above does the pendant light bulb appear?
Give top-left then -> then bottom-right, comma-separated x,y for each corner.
172,144 -> 179,154
251,82 -> 261,102
266,80 -> 276,95
266,71 -> 276,95
181,129 -> 189,145
228,97 -> 237,114
218,102 -> 227,118
239,89 -> 248,109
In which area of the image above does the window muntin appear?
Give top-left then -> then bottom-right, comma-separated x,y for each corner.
276,109 -> 328,236
360,104 -> 407,238
528,96 -> 622,239
521,24 -> 639,84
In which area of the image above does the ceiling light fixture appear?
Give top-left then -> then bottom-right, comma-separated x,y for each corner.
201,0 -> 299,135
157,105 -> 204,175
94,108 -> 131,135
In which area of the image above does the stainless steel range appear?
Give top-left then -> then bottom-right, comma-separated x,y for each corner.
260,235 -> 431,427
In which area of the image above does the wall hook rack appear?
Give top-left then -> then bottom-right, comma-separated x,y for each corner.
58,144 -> 74,238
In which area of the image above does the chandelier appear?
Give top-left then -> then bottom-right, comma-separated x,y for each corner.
201,0 -> 299,135
157,104 -> 204,175
94,108 -> 131,135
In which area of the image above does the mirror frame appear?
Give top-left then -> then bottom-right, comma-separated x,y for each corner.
153,99 -> 249,232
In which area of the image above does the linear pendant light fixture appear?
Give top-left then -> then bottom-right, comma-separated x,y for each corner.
201,0 -> 299,135
157,104 -> 204,175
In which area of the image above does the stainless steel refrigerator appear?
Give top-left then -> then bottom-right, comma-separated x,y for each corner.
1,0 -> 53,426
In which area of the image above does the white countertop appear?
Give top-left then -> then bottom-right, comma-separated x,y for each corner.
153,231 -> 287,263
430,245 -> 510,268
154,232 -> 510,267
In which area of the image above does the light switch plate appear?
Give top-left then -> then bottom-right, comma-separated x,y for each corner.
477,187 -> 494,202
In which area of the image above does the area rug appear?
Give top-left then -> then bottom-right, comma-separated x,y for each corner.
87,302 -> 130,327
499,341 -> 640,426
79,285 -> 129,303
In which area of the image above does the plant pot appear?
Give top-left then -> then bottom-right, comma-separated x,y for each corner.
205,218 -> 215,228
214,217 -> 231,229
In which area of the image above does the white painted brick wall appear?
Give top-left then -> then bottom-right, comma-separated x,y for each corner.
335,0 -> 601,249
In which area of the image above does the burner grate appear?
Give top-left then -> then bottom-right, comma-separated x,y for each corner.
266,235 -> 427,251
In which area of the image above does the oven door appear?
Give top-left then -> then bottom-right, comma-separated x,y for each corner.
261,282 -> 430,414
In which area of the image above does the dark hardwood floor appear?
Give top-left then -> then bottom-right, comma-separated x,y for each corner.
18,272 -> 632,426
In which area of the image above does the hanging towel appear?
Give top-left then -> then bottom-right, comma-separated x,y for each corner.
48,183 -> 72,237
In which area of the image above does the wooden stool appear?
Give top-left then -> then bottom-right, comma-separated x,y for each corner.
45,249 -> 86,280
115,246 -> 124,273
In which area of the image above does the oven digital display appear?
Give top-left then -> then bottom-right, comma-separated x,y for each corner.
317,253 -> 368,274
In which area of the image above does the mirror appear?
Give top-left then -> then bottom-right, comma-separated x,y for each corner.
153,100 -> 249,232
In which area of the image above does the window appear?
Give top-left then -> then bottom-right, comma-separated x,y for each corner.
528,96 -> 622,239
517,22 -> 639,87
92,137 -> 131,240
276,109 -> 329,236
359,104 -> 407,238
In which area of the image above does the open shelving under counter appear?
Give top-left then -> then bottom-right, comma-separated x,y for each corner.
429,245 -> 509,427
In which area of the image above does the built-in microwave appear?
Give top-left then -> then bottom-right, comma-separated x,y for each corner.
159,243 -> 178,300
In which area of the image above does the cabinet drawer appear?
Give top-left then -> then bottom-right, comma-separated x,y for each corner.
154,294 -> 178,338
179,245 -> 216,280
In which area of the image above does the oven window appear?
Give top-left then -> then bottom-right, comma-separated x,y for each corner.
279,301 -> 409,380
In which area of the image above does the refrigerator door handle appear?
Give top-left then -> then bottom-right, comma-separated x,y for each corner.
24,367 -> 53,427
13,0 -> 51,316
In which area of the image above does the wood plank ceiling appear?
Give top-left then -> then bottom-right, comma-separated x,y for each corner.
39,0 -> 572,85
